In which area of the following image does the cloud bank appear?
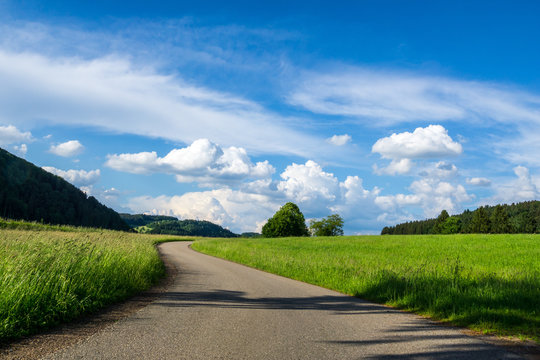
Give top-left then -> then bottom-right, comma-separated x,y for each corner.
126,159 -> 381,233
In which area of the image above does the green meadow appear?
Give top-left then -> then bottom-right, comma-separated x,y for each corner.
192,234 -> 540,342
0,220 -> 185,343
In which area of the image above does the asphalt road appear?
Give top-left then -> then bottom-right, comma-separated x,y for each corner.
45,241 -> 523,359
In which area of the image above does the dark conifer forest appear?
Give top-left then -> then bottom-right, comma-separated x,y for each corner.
381,201 -> 540,235
0,148 -> 130,231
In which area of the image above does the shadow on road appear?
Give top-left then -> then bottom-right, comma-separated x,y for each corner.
154,289 -> 526,359
156,289 -> 394,314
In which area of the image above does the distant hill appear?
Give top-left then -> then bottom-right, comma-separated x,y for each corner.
138,219 -> 238,238
381,200 -> 540,235
119,213 -> 178,228
240,232 -> 262,238
0,147 -> 130,231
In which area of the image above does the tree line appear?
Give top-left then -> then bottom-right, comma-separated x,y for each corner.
381,201 -> 540,235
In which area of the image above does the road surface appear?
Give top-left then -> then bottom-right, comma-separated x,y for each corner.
46,241 -> 523,359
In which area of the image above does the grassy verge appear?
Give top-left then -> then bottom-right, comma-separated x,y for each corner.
0,219 -> 188,343
192,234 -> 540,342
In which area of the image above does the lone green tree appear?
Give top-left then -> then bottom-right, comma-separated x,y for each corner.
309,214 -> 344,236
262,202 -> 309,237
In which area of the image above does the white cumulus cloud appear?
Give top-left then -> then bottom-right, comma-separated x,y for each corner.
0,124 -> 32,146
106,138 -> 274,185
372,125 -> 462,176
466,177 -> 491,186
277,160 -> 340,204
42,166 -> 101,187
105,151 -> 161,174
373,125 -> 462,159
49,140 -> 84,157
373,158 -> 413,175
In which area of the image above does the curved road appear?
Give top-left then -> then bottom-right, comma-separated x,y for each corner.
46,242 -> 522,359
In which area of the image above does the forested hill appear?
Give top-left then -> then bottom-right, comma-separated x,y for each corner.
0,148 -> 130,231
138,219 -> 239,237
119,213 -> 178,228
381,201 -> 540,235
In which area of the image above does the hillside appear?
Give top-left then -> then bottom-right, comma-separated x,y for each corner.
0,147 -> 130,231
139,219 -> 238,237
382,201 -> 540,235
119,213 -> 178,228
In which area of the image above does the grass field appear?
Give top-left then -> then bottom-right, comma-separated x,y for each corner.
192,234 -> 540,342
0,219 -> 186,343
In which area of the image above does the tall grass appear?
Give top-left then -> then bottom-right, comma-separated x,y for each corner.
192,234 -> 540,342
0,221 -> 184,342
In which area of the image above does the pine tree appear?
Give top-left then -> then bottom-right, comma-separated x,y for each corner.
469,206 -> 490,233
490,205 -> 511,233
432,210 -> 450,233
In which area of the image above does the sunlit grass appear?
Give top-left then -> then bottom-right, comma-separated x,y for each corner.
192,234 -> 540,342
0,219 -> 186,342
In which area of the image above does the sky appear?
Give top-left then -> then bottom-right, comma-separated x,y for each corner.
1,0 -> 540,234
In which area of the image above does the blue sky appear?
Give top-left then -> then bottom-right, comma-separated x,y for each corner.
1,1 -> 540,234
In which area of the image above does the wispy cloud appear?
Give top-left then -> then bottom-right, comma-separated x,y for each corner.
0,49 -> 327,158
326,134 -> 351,146
289,68 -> 540,125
